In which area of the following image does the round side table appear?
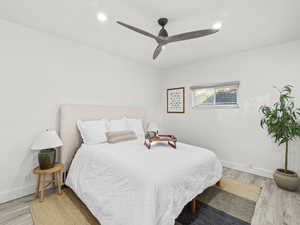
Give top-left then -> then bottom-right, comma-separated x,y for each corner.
33,163 -> 64,202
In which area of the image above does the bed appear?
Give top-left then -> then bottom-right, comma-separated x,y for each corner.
60,104 -> 223,225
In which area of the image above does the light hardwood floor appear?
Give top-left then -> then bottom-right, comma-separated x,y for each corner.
0,168 -> 299,225
224,168 -> 300,225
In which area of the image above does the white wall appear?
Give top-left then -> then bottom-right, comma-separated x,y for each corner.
1,17 -> 300,204
0,20 -> 160,203
160,40 -> 300,177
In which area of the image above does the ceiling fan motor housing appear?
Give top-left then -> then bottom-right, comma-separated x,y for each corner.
158,18 -> 168,37
159,28 -> 168,38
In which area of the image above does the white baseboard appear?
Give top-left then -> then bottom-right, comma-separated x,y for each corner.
0,184 -> 35,204
221,160 -> 273,178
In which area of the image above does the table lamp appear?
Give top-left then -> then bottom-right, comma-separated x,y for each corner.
31,130 -> 63,170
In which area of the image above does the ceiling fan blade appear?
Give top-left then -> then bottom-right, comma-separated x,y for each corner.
153,45 -> 162,60
166,29 -> 219,43
117,21 -> 162,42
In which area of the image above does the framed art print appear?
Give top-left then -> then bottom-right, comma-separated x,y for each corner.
167,87 -> 185,113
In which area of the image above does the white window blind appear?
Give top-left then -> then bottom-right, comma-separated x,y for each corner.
190,81 -> 240,107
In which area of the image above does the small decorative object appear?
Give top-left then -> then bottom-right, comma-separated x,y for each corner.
144,135 -> 177,149
145,131 -> 156,139
148,122 -> 159,136
260,85 -> 300,191
31,130 -> 63,170
167,87 -> 185,113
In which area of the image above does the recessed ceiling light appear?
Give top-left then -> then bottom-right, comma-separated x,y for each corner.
212,21 -> 222,30
97,12 -> 107,22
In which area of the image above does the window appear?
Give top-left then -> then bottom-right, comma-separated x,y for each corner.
191,81 -> 239,108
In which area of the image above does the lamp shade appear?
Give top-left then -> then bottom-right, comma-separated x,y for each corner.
31,130 -> 63,150
148,122 -> 159,132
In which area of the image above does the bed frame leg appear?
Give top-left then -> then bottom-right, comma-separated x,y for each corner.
191,179 -> 221,214
191,199 -> 197,213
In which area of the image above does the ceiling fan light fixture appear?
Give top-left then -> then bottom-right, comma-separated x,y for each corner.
212,21 -> 222,30
97,12 -> 108,22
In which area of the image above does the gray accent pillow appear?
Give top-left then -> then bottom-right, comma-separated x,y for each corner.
106,130 -> 138,144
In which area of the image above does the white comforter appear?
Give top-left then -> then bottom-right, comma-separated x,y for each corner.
66,140 -> 222,225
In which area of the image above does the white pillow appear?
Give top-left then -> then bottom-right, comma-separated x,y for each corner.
77,119 -> 108,145
126,118 -> 145,137
108,118 -> 128,132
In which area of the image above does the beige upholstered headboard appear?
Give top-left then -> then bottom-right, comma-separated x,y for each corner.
59,104 -> 145,172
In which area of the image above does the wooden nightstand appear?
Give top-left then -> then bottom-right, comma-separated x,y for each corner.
33,163 -> 64,202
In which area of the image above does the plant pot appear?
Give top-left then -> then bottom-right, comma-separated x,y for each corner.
273,169 -> 300,191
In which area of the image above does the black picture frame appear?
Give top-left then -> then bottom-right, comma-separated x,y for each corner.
167,87 -> 185,113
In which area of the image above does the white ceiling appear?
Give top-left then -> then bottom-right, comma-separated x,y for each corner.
0,0 -> 300,68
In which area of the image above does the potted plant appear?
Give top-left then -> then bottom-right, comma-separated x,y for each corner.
260,85 -> 300,191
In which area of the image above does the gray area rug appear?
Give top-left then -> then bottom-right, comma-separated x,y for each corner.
176,201 -> 249,225
175,186 -> 257,225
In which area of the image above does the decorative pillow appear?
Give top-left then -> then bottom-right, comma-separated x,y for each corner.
106,130 -> 137,144
126,118 -> 145,137
108,118 -> 128,132
77,119 -> 108,145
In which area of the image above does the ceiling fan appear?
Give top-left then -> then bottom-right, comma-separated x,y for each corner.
117,18 -> 221,60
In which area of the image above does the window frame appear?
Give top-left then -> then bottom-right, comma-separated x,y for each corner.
190,81 -> 240,109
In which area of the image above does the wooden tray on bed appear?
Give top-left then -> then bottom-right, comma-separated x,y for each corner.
144,135 -> 177,149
